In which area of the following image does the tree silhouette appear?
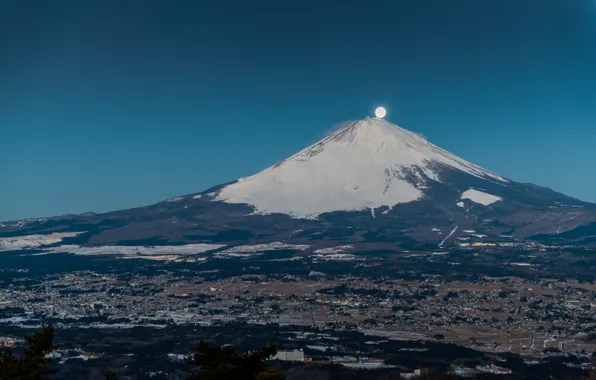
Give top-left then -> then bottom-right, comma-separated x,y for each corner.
4,326 -> 596,380
186,341 -> 285,380
0,325 -> 58,380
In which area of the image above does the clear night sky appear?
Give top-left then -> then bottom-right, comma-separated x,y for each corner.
1,0 -> 595,221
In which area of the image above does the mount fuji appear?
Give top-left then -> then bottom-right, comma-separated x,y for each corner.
2,117 -> 595,249
216,118 -> 507,218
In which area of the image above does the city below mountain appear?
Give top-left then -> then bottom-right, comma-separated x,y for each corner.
5,2 -> 596,378
2,117 -> 595,252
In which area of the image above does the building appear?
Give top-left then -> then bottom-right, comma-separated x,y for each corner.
272,350 -> 304,361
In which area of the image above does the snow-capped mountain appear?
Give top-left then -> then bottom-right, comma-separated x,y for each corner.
216,118 -> 506,218
1,117 -> 595,249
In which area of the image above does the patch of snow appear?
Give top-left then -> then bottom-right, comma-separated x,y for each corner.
461,189 -> 502,206
43,244 -> 225,256
167,353 -> 188,362
65,354 -> 100,362
216,242 -> 310,255
462,230 -> 488,238
165,197 -> 184,203
216,118 -> 506,218
313,245 -> 353,254
0,316 -> 30,324
121,255 -> 181,261
431,228 -> 441,232
192,194 -> 202,199
312,253 -> 360,261
511,262 -> 533,267
456,201 -> 465,208
0,232 -> 83,252
381,205 -> 393,215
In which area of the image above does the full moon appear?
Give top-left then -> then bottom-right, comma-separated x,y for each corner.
374,106 -> 387,119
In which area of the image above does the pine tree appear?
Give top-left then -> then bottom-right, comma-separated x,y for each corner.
0,325 -> 58,380
186,341 -> 285,380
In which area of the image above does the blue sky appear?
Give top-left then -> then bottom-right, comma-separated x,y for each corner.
1,0 -> 595,221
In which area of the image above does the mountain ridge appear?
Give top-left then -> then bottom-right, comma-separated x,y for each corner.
1,117 -> 595,249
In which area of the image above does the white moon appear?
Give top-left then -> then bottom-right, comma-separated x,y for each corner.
374,106 -> 387,118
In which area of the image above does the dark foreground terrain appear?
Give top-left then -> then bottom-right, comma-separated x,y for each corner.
1,324 -> 592,380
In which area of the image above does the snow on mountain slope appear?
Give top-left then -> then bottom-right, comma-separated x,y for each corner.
216,118 -> 506,218
41,243 -> 225,256
461,189 -> 503,206
0,232 -> 83,251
